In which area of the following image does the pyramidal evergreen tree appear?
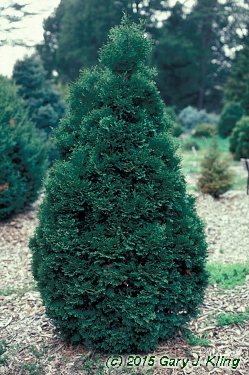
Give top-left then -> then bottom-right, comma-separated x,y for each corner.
30,15 -> 208,353
198,136 -> 233,198
12,55 -> 66,161
0,75 -> 48,220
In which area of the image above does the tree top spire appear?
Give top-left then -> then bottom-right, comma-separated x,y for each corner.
98,14 -> 152,75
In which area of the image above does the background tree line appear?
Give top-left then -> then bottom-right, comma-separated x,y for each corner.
34,0 -> 249,113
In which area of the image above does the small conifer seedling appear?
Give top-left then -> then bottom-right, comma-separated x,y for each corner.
198,137 -> 233,198
30,16 -> 208,353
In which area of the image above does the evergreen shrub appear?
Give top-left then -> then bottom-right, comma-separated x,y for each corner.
192,123 -> 216,138
218,101 -> 245,138
229,116 -> 249,160
164,107 -> 184,137
179,106 -> 216,132
198,137 -> 233,198
30,16 -> 208,353
182,139 -> 200,151
0,75 -> 48,220
164,106 -> 178,123
171,122 -> 184,137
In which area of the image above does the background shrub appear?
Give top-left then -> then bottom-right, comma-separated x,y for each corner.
192,123 -> 217,138
171,122 -> 184,137
0,75 -> 48,220
198,137 -> 233,198
218,101 -> 245,138
179,106 -> 216,132
164,106 -> 184,137
229,116 -> 249,160
164,106 -> 178,123
30,16 -> 208,353
182,139 -> 200,151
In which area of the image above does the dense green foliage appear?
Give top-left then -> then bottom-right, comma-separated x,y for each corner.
218,102 -> 245,138
198,137 -> 233,198
0,75 -> 48,220
37,0 -> 166,83
12,55 -> 66,135
225,36 -> 249,114
192,123 -> 217,138
153,2 -> 199,109
229,116 -> 249,160
36,0 -> 249,111
12,55 -> 66,161
30,16 -> 208,353
153,0 -> 234,111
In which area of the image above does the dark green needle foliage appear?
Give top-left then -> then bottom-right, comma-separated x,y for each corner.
198,137 -> 233,198
229,116 -> 249,160
12,55 -> 66,162
30,16 -> 208,353
0,75 -> 48,220
218,101 -> 245,138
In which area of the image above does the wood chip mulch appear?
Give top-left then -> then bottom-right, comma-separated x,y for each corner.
0,192 -> 249,375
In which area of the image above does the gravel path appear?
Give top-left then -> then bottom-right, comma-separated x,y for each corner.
0,191 -> 249,374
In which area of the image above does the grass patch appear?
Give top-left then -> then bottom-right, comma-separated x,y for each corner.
186,185 -> 198,192
207,262 -> 249,289
179,136 -> 232,177
20,362 -> 44,375
0,283 -> 38,297
231,170 -> 248,191
216,312 -> 249,326
183,331 -> 209,347
0,287 -> 18,296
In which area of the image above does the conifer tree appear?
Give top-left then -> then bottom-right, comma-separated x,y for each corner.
30,16 -> 208,353
12,55 -> 66,161
0,75 -> 48,220
12,55 -> 66,135
225,36 -> 249,114
218,101 -> 245,138
198,136 -> 233,198
229,116 -> 249,160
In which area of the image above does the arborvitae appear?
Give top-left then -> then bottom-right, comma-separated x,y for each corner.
229,116 -> 249,160
198,137 -> 233,198
0,75 -> 48,220
30,16 -> 208,353
218,101 -> 245,138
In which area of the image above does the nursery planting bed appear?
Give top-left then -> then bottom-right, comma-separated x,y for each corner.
0,191 -> 249,374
